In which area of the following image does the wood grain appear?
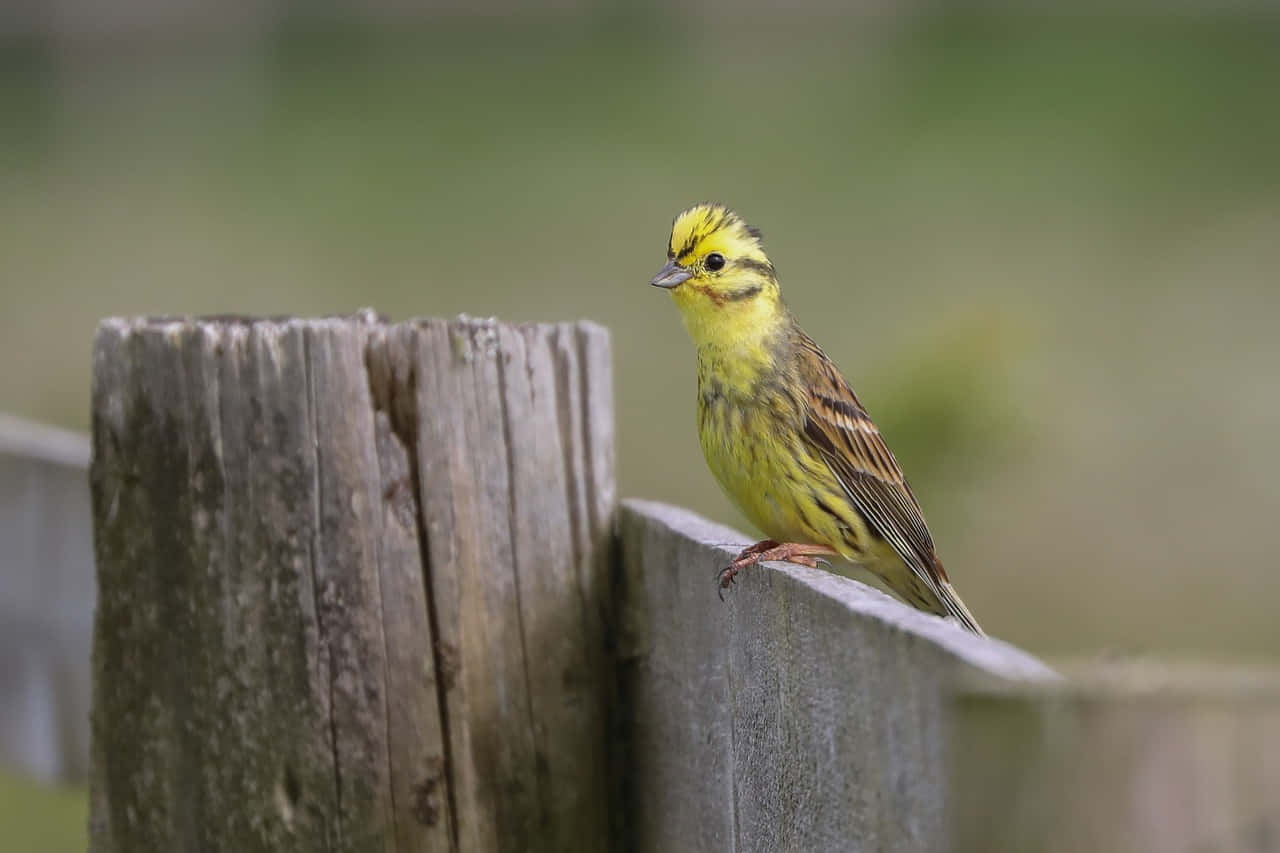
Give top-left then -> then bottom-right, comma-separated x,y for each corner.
89,315 -> 615,852
616,499 -> 1056,853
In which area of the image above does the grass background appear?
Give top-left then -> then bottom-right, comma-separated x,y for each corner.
3,6 -> 1279,845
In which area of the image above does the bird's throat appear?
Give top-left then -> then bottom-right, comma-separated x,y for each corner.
690,308 -> 788,394
677,285 -> 783,345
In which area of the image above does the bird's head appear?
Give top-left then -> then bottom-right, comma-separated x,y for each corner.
650,203 -> 784,346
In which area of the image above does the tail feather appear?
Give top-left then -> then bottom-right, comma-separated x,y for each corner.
938,580 -> 984,635
888,555 -> 986,635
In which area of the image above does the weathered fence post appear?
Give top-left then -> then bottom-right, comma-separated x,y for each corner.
950,665 -> 1280,853
0,414 -> 94,784
88,314 -> 615,852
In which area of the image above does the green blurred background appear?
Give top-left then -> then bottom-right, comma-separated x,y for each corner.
3,3 -> 1279,847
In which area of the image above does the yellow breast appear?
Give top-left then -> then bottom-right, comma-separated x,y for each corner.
696,377 -> 819,546
695,356 -> 876,562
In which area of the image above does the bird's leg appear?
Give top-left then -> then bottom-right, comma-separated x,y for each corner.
724,539 -> 780,568
713,539 -> 780,582
717,541 -> 839,599
714,539 -> 778,596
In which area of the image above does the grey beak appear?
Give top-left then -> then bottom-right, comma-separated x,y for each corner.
650,259 -> 693,289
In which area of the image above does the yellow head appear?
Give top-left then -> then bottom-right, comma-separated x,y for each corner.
649,203 -> 785,348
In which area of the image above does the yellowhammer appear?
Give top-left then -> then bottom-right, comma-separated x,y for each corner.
650,202 -> 984,634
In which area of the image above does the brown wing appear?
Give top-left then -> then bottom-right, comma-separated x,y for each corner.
794,334 -> 955,602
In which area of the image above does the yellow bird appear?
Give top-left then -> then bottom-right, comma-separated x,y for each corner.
650,202 -> 984,634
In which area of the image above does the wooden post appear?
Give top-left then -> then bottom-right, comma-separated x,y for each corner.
88,314 -> 615,852
0,414 -> 94,784
949,664 -> 1280,853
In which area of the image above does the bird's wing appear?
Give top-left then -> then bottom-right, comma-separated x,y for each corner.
794,334 -> 952,595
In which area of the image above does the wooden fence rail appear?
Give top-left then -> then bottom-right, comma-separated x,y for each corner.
0,413 -> 94,785
0,312 -> 1270,851
615,499 -> 1054,852
951,666 -> 1280,853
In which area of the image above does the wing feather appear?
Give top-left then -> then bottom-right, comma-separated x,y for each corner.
794,334 -> 950,593
792,333 -> 983,632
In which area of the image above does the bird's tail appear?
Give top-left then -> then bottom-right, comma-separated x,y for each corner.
938,580 -> 984,635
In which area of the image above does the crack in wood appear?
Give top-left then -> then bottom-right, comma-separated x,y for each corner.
303,326 -> 343,852
367,326 -> 461,851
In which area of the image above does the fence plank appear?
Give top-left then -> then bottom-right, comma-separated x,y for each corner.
616,499 -> 1056,853
950,665 -> 1280,853
89,315 -> 615,852
0,414 -> 93,785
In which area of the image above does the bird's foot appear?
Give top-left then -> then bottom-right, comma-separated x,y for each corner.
717,541 -> 839,600
716,539 -> 777,600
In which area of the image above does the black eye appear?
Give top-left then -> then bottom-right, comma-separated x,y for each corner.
705,253 -> 726,271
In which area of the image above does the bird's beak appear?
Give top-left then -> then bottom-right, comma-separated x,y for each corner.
650,259 -> 692,289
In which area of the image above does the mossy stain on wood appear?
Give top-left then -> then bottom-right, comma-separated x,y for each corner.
411,756 -> 446,827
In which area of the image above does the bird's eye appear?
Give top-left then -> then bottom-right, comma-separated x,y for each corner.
705,253 -> 726,271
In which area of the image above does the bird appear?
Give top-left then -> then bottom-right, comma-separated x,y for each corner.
649,202 -> 984,634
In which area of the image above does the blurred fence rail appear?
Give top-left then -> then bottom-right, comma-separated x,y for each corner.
0,312 -> 1269,851
0,413 -> 94,785
953,666 -> 1280,853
